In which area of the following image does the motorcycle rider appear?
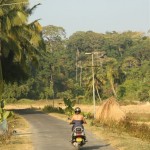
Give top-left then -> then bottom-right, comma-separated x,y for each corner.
70,107 -> 87,142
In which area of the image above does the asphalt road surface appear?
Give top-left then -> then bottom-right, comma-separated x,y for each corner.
16,109 -> 115,150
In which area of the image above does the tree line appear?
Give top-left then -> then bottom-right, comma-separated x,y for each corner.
1,1 -> 150,103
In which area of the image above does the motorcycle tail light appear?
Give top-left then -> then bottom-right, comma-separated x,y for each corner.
76,131 -> 82,134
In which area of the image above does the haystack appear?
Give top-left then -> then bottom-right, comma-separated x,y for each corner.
96,97 -> 126,122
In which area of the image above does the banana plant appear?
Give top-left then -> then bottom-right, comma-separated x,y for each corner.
0,100 -> 14,133
63,98 -> 76,117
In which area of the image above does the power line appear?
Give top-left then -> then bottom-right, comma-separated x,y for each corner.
0,2 -> 29,7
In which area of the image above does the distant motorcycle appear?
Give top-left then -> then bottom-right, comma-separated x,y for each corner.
70,121 -> 87,150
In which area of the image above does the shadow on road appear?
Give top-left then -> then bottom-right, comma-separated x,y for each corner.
81,144 -> 111,150
8,108 -> 43,115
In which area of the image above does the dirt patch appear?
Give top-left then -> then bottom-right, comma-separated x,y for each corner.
0,115 -> 33,150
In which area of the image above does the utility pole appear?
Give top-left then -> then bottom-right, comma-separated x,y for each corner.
91,53 -> 96,118
76,49 -> 78,81
85,51 -> 105,118
76,48 -> 79,82
79,62 -> 82,87
85,52 -> 96,118
0,16 -> 3,102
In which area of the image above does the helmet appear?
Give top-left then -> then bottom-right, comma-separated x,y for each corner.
75,107 -> 81,114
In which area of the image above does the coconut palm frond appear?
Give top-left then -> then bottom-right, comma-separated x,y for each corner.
9,11 -> 27,26
27,3 -> 41,15
0,0 -> 44,80
0,7 -> 4,16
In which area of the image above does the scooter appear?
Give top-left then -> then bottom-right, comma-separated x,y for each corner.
70,122 -> 87,150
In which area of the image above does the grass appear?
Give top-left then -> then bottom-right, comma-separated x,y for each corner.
92,116 -> 150,142
16,99 -> 35,104
0,117 -> 15,144
127,113 -> 150,122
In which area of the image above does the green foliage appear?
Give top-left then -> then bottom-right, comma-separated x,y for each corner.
117,86 -> 126,99
44,82 -> 54,99
0,0 -> 45,82
57,90 -> 73,99
63,98 -> 76,116
16,99 -> 34,104
0,100 -> 5,109
0,111 -> 14,122
81,112 -> 93,119
2,18 -> 150,103
2,82 -> 29,102
42,105 -> 64,114
138,90 -> 150,102
73,83 -> 84,97
0,100 -> 14,130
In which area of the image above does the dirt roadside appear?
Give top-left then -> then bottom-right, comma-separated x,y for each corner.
5,101 -> 150,150
0,114 -> 33,150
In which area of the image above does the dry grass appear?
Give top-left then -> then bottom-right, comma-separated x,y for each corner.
121,102 -> 150,114
127,113 -> 150,122
96,97 -> 125,122
5,99 -> 64,110
6,99 -> 150,114
0,115 -> 33,150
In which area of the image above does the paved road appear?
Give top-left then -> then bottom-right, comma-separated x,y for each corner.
15,109 -> 115,150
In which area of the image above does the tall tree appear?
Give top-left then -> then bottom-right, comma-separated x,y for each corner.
0,0 -> 44,101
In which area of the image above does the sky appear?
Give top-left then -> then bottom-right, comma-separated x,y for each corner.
29,0 -> 150,36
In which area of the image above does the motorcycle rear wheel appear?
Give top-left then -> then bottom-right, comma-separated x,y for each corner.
74,143 -> 80,150
75,144 -> 80,150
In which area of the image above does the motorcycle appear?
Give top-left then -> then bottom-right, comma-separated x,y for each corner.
70,121 -> 87,150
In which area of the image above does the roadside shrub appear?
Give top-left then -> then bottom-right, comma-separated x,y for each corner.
119,117 -> 150,141
0,131 -> 12,144
82,112 -> 94,119
42,105 -> 64,114
0,116 -> 15,144
63,98 -> 76,117
138,90 -> 150,101
5,98 -> 17,104
117,86 -> 126,99
93,116 -> 150,141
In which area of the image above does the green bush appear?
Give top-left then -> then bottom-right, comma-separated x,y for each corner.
42,105 -> 64,114
138,90 -> 150,101
63,98 -> 76,116
82,112 -> 94,119
57,90 -> 73,99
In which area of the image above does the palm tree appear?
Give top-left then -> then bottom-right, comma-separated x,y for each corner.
106,58 -> 118,97
0,0 -> 44,101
